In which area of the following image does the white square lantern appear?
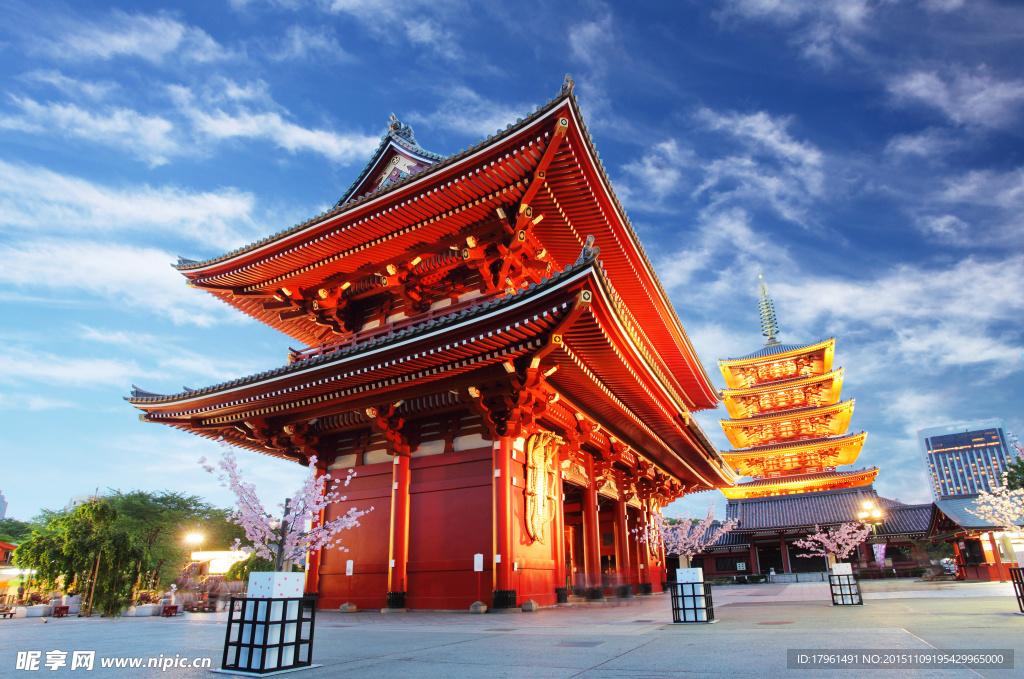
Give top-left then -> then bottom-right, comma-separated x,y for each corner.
246,571 -> 304,599
675,568 -> 707,622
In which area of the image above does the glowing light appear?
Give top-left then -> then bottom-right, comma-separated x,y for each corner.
185,533 -> 204,544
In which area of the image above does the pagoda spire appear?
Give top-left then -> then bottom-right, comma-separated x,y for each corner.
758,274 -> 780,347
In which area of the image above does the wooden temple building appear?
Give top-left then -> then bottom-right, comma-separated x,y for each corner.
693,278 -> 931,579
127,77 -> 736,610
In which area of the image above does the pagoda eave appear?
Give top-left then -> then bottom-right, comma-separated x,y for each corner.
721,467 -> 879,499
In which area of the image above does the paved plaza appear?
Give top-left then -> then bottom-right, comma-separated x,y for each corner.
1,581 -> 1022,678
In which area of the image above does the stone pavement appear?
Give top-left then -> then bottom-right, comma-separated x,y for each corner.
1,581 -> 1021,678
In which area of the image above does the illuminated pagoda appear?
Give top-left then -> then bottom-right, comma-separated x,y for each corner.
127,77 -> 735,611
717,277 -> 877,500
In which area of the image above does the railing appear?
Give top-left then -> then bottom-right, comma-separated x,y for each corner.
287,295 -> 490,363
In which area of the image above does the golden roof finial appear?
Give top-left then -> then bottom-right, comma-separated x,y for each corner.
758,274 -> 780,346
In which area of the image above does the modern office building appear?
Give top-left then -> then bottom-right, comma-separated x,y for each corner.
918,419 -> 1020,501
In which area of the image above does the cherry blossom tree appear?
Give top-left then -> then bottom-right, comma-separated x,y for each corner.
967,472 -> 1024,538
200,439 -> 369,572
657,506 -> 738,567
792,522 -> 871,565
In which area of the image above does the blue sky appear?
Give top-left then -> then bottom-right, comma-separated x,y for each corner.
2,0 -> 1022,525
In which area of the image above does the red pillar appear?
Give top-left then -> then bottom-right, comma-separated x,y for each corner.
748,542 -> 758,576
988,533 -> 1007,583
386,452 -> 411,598
614,498 -> 631,590
553,468 -> 567,591
638,505 -> 652,586
304,467 -> 326,594
494,436 -> 514,596
582,457 -> 603,594
779,535 -> 791,573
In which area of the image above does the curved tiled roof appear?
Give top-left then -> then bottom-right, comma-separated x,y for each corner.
173,82 -> 575,273
723,431 -> 866,456
720,399 -> 853,424
725,486 -> 885,531
877,504 -> 933,537
726,340 -> 830,362
731,468 -> 878,490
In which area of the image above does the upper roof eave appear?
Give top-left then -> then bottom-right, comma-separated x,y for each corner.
167,76 -> 719,409
722,431 -> 867,458
719,338 -> 835,366
720,368 -> 844,397
172,86 -> 575,275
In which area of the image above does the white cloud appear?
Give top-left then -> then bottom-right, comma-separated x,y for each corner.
620,139 -> 695,206
403,19 -> 461,60
772,255 -> 1024,375
0,159 -> 259,251
569,15 -> 616,69
77,325 -> 266,383
45,11 -> 233,64
0,346 -> 148,388
915,213 -> 970,241
719,0 -> 873,66
407,86 -> 532,139
0,393 -> 78,411
271,25 -> 351,62
938,167 -> 1024,210
889,66 -> 1024,127
0,97 -> 178,166
22,70 -> 117,101
0,239 -> 240,326
692,108 -> 825,224
170,84 -> 379,164
885,127 -> 961,159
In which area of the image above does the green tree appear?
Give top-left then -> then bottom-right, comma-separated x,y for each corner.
0,517 -> 33,544
108,490 -> 246,588
14,500 -> 145,616
1005,457 -> 1024,491
225,554 -> 275,582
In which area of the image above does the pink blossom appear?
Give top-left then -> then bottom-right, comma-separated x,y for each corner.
968,472 -> 1024,537
199,439 -> 371,569
792,522 -> 870,560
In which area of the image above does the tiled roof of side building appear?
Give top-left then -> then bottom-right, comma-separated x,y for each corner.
931,495 -> 1023,531
128,252 -> 598,405
725,485 -> 900,531
876,504 -> 933,537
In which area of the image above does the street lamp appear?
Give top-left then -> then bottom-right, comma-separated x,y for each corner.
858,500 -> 885,534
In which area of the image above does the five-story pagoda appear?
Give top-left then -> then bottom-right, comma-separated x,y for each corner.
717,277 -> 877,500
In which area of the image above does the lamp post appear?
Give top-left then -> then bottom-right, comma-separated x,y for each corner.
857,501 -> 885,568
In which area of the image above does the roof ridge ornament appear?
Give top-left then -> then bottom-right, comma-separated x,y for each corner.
573,235 -> 600,266
387,112 -> 417,143
758,274 -> 780,346
561,73 -> 575,94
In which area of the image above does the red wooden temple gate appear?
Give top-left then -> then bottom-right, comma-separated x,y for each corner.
128,76 -> 734,610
